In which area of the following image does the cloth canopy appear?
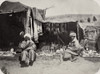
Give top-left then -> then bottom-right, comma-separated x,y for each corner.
0,1 -> 29,13
0,1 -> 46,48
78,22 -> 95,30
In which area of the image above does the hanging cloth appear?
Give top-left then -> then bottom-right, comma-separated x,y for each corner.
29,17 -> 33,38
34,20 -> 38,42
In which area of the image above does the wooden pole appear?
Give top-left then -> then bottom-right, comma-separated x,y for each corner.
25,8 -> 31,34
77,22 -> 80,41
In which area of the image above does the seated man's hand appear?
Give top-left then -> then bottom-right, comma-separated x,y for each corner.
67,47 -> 73,50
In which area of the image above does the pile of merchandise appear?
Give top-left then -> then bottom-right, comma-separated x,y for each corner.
0,48 -> 16,57
82,50 -> 100,57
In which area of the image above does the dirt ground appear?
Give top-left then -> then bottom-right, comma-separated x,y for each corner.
0,54 -> 100,74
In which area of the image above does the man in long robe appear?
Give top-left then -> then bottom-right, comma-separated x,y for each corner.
19,33 -> 36,67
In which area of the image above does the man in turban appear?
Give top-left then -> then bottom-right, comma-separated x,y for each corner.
19,33 -> 36,67
65,31 -> 83,61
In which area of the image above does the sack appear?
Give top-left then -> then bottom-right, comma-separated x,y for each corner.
63,52 -> 71,59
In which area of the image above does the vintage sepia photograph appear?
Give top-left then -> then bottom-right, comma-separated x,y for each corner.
0,0 -> 100,74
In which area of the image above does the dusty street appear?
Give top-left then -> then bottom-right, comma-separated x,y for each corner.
0,55 -> 100,74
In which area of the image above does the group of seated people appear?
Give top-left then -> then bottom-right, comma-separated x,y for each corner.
18,31 -> 84,67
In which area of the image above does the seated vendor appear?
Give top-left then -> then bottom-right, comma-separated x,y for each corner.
19,33 -> 36,67
65,31 -> 83,61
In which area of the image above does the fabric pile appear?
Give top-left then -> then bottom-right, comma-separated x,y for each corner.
0,48 -> 16,57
